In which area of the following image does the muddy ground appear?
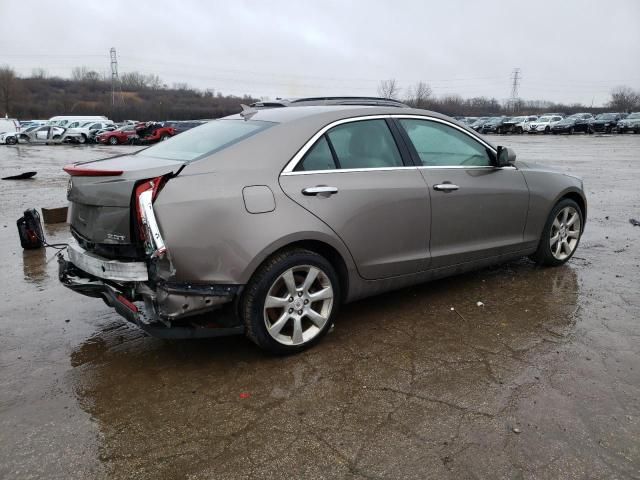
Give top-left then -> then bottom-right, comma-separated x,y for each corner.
0,134 -> 639,479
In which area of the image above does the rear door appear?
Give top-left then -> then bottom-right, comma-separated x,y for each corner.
279,117 -> 431,280
395,117 -> 530,268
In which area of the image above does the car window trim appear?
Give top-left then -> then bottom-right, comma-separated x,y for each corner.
281,114 -> 497,175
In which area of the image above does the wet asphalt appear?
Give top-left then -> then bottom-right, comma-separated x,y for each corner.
0,134 -> 639,479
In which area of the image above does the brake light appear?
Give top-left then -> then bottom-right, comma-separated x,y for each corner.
63,164 -> 123,176
134,176 -> 168,258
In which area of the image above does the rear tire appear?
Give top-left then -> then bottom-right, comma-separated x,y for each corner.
161,135 -> 170,141
242,248 -> 340,354
531,198 -> 583,267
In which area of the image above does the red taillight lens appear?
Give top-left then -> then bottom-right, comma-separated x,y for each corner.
63,164 -> 123,176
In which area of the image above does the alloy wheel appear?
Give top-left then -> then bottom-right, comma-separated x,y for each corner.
550,206 -> 581,261
263,265 -> 334,346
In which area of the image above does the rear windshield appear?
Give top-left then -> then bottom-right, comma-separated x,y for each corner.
140,119 -> 274,162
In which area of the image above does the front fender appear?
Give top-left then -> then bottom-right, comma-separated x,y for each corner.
521,169 -> 586,243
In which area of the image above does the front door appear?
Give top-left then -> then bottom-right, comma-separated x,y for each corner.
395,118 -> 530,268
280,118 -> 431,280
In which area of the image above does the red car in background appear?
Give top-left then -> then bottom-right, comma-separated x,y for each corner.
97,125 -> 139,145
97,122 -> 176,145
134,122 -> 176,144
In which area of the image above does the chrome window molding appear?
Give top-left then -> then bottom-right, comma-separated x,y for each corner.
280,114 -> 499,175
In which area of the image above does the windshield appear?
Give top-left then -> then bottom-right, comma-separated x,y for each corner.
140,119 -> 274,162
596,113 -> 616,120
626,113 -> 640,119
538,116 -> 551,122
510,117 -> 524,122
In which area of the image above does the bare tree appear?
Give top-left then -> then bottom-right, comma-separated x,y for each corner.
406,81 -> 432,108
377,79 -> 400,99
0,66 -> 17,115
31,68 -> 48,79
609,86 -> 640,113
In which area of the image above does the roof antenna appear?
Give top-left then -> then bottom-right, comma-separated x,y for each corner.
239,104 -> 258,121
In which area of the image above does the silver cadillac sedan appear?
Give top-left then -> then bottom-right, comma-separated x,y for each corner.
60,106 -> 586,353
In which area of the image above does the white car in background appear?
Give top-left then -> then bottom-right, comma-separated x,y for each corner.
15,125 -> 84,144
0,118 -> 21,145
66,120 -> 115,143
528,115 -> 563,134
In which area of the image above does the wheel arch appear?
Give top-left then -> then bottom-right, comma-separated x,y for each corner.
244,236 -> 352,303
556,189 -> 587,229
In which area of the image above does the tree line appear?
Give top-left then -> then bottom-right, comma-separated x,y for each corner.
1,65 -> 639,121
378,78 -> 640,116
0,65 -> 257,121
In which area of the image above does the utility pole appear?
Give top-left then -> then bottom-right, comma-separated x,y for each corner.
509,68 -> 521,112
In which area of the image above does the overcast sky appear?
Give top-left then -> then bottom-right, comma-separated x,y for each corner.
1,0 -> 639,106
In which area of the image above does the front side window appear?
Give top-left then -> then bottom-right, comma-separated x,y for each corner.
398,119 -> 491,167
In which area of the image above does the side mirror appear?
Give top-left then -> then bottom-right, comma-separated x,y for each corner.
496,146 -> 516,167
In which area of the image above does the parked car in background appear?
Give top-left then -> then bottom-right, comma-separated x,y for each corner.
0,119 -> 26,145
134,122 -> 176,144
163,120 -> 207,134
19,120 -> 48,129
0,118 -> 20,134
17,125 -> 84,144
528,115 -> 563,134
470,117 -> 490,131
97,125 -> 139,145
67,121 -> 115,143
59,106 -> 586,353
462,117 -> 478,125
551,113 -> 594,134
48,115 -> 109,127
617,112 -> 640,133
480,116 -> 510,134
588,113 -> 626,133
502,115 -> 538,134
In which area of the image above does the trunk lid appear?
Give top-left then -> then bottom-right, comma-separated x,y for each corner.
66,153 -> 184,256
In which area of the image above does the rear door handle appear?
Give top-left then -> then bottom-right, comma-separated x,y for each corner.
433,183 -> 459,192
302,186 -> 338,196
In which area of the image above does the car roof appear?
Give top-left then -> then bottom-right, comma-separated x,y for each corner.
224,105 -> 457,125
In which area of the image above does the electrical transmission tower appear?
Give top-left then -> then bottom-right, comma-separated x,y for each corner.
509,68 -> 521,112
110,47 -> 124,110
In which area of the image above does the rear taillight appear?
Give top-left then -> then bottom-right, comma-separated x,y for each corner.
63,164 -> 123,176
134,176 -> 168,258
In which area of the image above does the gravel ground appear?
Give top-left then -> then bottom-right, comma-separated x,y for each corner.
0,134 -> 639,479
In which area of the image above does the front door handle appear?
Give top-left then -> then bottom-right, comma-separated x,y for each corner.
302,186 -> 338,196
433,183 -> 459,192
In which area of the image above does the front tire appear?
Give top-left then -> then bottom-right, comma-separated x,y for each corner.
108,136 -> 118,145
6,136 -> 17,145
242,248 -> 340,354
531,199 -> 583,266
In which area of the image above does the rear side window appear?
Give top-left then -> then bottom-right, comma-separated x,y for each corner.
329,119 -> 403,169
398,119 -> 491,167
295,119 -> 404,172
141,119 -> 274,162
296,136 -> 336,171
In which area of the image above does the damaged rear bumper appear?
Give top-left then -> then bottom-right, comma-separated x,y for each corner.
58,246 -> 244,339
